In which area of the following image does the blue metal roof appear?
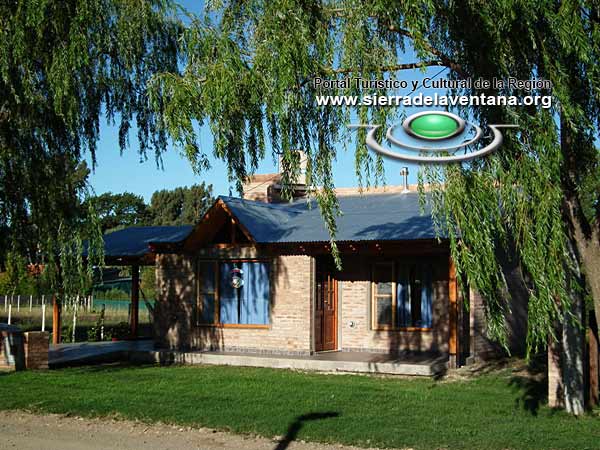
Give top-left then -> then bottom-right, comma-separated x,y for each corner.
101,226 -> 193,258
221,192 -> 439,243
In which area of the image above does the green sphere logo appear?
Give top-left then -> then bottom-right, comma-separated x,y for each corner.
349,110 -> 518,164
403,111 -> 465,141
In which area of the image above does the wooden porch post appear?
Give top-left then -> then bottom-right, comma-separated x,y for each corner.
52,294 -> 61,344
448,257 -> 459,368
130,264 -> 140,338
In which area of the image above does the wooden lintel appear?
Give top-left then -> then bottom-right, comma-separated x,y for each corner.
448,256 -> 459,362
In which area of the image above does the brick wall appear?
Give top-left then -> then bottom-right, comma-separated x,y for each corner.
155,250 -> 313,354
242,174 -> 281,202
338,255 -> 449,354
469,289 -> 501,360
24,331 -> 49,369
155,247 -> 455,356
154,253 -> 197,349
469,286 -> 529,361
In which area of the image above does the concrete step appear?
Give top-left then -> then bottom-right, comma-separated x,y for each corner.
131,350 -> 448,376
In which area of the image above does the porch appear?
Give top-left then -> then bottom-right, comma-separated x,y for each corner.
131,349 -> 448,376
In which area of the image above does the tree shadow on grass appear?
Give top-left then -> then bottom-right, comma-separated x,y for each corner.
508,353 -> 548,416
274,412 -> 340,450
509,375 -> 547,416
53,361 -> 161,374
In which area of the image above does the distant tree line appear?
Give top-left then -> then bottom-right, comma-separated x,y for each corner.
0,182 -> 214,293
85,182 -> 214,234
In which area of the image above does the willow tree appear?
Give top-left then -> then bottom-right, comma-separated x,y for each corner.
0,1 -> 182,298
150,1 -> 599,413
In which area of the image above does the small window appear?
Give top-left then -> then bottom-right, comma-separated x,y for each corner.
372,262 -> 433,330
372,263 -> 395,329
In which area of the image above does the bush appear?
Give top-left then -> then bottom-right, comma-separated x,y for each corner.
110,321 -> 130,340
92,287 -> 129,301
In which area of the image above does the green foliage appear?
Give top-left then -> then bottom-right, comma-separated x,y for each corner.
86,192 -> 151,233
84,182 -> 214,234
0,252 -> 51,295
149,182 -> 214,225
140,266 -> 156,300
61,323 -> 75,344
418,1 -> 600,354
87,310 -> 104,342
110,321 -> 130,340
4,251 -> 28,294
149,1 -> 600,356
93,287 -> 130,301
0,0 -> 183,299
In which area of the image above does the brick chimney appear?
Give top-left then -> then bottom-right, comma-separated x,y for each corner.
242,173 -> 282,202
242,152 -> 308,203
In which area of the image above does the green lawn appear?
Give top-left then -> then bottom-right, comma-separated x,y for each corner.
0,364 -> 598,450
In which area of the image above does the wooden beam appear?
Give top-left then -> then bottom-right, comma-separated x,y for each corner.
219,200 -> 255,243
130,264 -> 140,338
448,257 -> 459,367
52,294 -> 61,344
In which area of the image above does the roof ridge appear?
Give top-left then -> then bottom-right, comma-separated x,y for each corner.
219,195 -> 305,214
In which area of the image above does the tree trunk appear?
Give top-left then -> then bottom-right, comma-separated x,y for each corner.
558,115 -> 597,414
563,195 -> 600,333
561,292 -> 585,415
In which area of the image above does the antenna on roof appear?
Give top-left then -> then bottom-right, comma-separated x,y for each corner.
400,167 -> 410,193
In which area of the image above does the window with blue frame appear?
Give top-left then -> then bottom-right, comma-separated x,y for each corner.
198,260 -> 270,326
371,262 -> 433,330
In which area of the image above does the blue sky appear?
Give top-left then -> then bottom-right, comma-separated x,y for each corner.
85,2 -> 447,202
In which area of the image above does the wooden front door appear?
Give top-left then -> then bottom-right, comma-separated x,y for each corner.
315,270 -> 338,352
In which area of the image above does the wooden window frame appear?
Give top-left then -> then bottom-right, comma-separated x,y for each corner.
197,259 -> 271,330
371,262 -> 396,331
370,261 -> 433,332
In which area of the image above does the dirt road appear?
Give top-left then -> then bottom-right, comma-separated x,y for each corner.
0,410 -> 386,450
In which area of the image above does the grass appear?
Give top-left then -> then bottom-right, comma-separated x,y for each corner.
0,364 -> 598,450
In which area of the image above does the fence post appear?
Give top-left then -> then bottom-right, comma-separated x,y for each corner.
41,303 -> 46,332
17,295 -> 20,311
72,308 -> 77,343
29,294 -> 33,311
7,304 -> 11,325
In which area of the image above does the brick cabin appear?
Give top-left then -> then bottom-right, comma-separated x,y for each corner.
149,174 -> 526,367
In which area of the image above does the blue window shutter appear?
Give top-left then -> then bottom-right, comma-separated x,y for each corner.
421,266 -> 433,328
241,262 -> 270,325
397,268 -> 410,327
219,262 -> 239,324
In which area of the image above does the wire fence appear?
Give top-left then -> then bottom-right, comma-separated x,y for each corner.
0,293 -> 154,342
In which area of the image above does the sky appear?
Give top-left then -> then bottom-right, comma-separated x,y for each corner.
85,2 -> 448,202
